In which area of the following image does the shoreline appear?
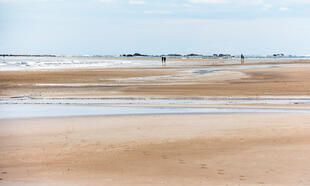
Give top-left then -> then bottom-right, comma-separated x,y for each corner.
1,60 -> 310,72
1,61 -> 310,98
1,57 -> 310,71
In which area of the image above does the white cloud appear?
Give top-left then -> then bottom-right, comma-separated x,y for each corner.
0,0 -> 50,2
283,0 -> 310,4
144,10 -> 173,15
129,0 -> 145,5
248,0 -> 263,5
262,4 -> 272,11
279,7 -> 289,11
96,0 -> 115,3
189,0 -> 227,4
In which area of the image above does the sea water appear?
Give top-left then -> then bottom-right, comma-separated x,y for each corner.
1,56 -> 309,71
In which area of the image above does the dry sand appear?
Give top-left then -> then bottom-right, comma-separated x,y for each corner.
0,113 -> 310,185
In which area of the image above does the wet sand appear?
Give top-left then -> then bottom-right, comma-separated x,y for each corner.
0,113 -> 310,185
1,61 -> 310,98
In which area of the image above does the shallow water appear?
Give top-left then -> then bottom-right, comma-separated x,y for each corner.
1,97 -> 310,105
1,56 -> 309,71
0,104 -> 309,119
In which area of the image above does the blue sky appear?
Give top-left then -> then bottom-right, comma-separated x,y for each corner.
0,0 -> 310,55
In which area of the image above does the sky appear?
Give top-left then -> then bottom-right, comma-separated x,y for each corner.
0,0 -> 310,55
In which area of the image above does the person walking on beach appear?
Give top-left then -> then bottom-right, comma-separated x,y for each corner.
161,56 -> 163,66
241,54 -> 245,64
161,56 -> 166,67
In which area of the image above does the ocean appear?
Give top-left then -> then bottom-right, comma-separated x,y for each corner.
0,56 -> 309,71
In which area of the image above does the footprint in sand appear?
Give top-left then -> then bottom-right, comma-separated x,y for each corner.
178,159 -> 186,164
142,151 -> 150,156
217,169 -> 225,175
239,175 -> 246,181
200,164 -> 208,169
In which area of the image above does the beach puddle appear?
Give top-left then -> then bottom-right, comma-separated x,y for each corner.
0,104 -> 309,119
1,97 -> 310,105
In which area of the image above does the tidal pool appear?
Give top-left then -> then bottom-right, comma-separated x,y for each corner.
0,104 -> 309,119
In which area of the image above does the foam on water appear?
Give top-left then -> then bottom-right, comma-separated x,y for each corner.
1,56 -> 309,71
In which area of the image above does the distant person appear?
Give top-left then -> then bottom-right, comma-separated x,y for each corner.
241,54 -> 245,64
164,57 -> 167,67
161,56 -> 166,67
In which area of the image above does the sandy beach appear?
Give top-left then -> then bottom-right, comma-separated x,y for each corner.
3,0 -> 310,184
1,59 -> 310,98
1,113 -> 310,185
1,58 -> 310,185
